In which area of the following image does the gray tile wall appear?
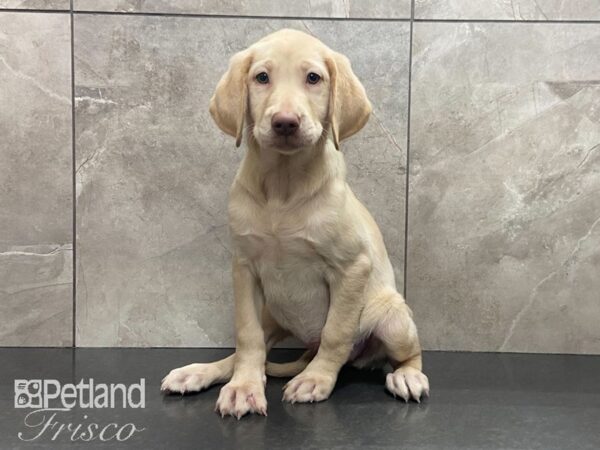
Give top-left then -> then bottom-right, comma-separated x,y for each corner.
74,15 -> 409,347
415,1 -> 600,20
1,1 -> 599,352
72,0 -> 412,18
0,12 -> 72,346
0,0 -> 69,9
409,22 -> 600,354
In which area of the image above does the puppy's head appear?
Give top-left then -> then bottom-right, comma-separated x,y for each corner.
209,29 -> 371,154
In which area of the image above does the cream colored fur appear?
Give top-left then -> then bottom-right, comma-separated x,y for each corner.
161,29 -> 428,418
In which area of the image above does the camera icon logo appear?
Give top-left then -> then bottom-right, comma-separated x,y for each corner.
14,380 -> 43,409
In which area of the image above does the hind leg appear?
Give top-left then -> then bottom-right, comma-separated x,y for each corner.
362,289 -> 429,402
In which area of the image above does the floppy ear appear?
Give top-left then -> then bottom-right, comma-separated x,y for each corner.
209,50 -> 252,148
325,53 -> 372,150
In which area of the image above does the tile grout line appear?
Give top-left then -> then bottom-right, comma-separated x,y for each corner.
1,8 -> 600,24
403,0 -> 415,300
413,18 -> 600,24
0,9 -> 410,20
70,0 -> 76,348
73,10 -> 412,21
0,8 -> 70,13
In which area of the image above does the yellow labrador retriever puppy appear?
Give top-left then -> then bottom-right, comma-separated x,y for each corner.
161,29 -> 428,418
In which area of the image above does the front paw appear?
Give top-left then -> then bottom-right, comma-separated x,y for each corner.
282,371 -> 336,403
161,363 -> 221,394
215,379 -> 267,419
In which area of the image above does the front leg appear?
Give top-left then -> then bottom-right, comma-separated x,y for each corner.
215,258 -> 267,418
283,254 -> 371,403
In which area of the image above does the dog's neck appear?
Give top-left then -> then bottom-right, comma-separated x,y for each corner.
236,137 -> 345,205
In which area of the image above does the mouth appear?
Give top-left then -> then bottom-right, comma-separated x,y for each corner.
254,124 -> 321,153
269,135 -> 306,153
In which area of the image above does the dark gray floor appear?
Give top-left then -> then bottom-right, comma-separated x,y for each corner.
1,348 -> 599,449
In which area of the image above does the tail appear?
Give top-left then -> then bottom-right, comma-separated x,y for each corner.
265,350 -> 314,377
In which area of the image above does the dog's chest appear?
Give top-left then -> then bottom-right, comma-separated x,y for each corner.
231,206 -> 330,344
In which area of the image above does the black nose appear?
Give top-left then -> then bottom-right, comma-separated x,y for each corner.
272,112 -> 300,136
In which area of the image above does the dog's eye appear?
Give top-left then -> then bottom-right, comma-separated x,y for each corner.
306,72 -> 321,85
256,72 -> 269,84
